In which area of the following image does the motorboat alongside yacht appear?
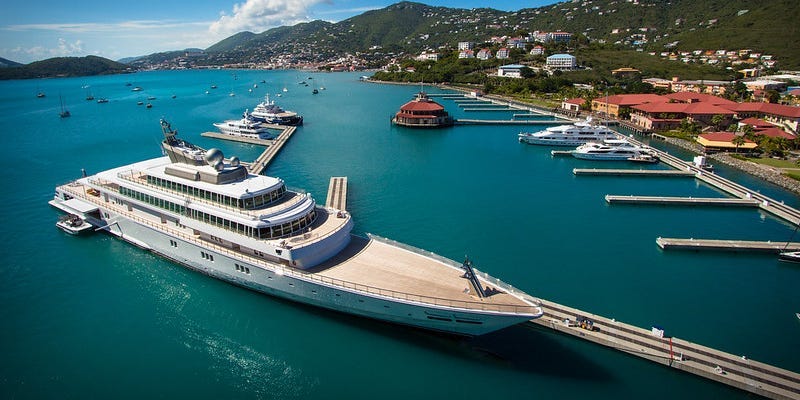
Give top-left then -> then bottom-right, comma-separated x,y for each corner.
55,214 -> 93,235
49,120 -> 543,336
213,110 -> 277,140
250,95 -> 303,126
571,140 -> 655,161
518,117 -> 618,146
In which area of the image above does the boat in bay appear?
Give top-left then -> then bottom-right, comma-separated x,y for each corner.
518,117 -> 617,146
250,95 -> 303,126
49,120 -> 542,336
571,140 -> 654,161
213,110 -> 277,140
55,214 -> 93,235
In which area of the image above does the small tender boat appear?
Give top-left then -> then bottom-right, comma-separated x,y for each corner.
778,251 -> 800,263
146,103 -> 153,108
628,153 -> 659,163
131,86 -> 142,92
97,98 -> 109,103
56,214 -> 93,235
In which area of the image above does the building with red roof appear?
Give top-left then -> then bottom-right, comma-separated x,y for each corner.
561,98 -> 584,113
722,102 -> 800,133
591,94 -> 667,118
392,92 -> 454,128
630,100 -> 735,131
696,132 -> 757,152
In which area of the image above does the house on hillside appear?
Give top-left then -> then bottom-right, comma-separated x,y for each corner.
476,48 -> 492,60
546,54 -> 576,70
497,64 -> 525,78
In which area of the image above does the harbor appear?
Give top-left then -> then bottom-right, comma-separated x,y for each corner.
604,195 -> 761,207
9,71 -> 799,399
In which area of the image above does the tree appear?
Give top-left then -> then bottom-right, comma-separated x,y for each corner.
731,135 -> 746,153
765,89 -> 780,104
711,114 -> 725,131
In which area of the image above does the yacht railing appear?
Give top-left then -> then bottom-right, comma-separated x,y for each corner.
59,182 -> 541,316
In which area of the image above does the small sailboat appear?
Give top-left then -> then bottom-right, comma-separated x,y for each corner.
59,95 -> 70,118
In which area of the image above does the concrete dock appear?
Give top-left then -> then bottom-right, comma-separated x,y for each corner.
573,168 -> 696,177
455,119 -> 561,125
325,176 -> 348,211
605,195 -> 761,207
200,132 -> 273,146
656,237 -> 800,253
247,126 -> 297,175
529,300 -> 800,400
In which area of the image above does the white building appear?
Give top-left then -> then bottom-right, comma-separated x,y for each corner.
458,42 -> 474,50
546,54 -> 576,70
497,64 -> 525,78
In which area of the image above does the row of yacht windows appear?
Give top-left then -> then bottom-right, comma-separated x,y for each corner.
146,175 -> 286,210
120,186 -> 317,239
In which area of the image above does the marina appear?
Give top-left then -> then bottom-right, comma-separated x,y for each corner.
6,70 -> 799,399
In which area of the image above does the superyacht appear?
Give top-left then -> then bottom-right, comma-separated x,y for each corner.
250,95 -> 303,126
518,117 -> 617,146
50,120 -> 542,336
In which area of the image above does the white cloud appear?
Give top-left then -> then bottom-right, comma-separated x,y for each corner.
209,0 -> 328,36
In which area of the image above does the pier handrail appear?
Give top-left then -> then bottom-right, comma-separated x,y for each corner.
61,183 -> 541,316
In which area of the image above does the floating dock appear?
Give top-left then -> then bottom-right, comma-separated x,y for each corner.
550,150 -> 574,157
605,195 -> 761,207
529,300 -> 800,400
573,168 -> 696,177
656,237 -> 800,253
325,176 -> 348,211
455,119 -> 560,125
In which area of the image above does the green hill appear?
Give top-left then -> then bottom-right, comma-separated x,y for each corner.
0,55 -> 130,80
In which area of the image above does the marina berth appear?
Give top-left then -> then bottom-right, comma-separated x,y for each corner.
518,117 -> 617,146
213,110 -> 277,140
250,95 -> 303,126
50,119 -> 542,336
571,139 -> 655,161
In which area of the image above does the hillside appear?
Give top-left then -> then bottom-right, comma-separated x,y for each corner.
0,55 -> 130,80
0,57 -> 22,68
127,0 -> 799,69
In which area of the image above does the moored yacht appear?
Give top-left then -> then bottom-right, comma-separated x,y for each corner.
519,117 -> 617,146
571,140 -> 654,161
250,95 -> 303,126
49,120 -> 543,336
213,110 -> 277,140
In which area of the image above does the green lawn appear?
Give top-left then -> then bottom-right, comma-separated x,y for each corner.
737,156 -> 798,169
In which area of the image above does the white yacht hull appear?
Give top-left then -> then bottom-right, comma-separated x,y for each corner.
51,196 -> 537,336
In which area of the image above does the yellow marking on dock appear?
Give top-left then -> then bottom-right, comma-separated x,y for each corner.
656,237 -> 800,253
573,168 -> 695,177
605,195 -> 760,207
530,300 -> 800,400
325,176 -> 348,211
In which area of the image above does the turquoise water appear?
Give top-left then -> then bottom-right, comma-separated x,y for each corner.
1,70 -> 798,399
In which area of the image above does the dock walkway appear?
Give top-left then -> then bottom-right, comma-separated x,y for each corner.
325,177 -> 348,211
656,237 -> 800,253
573,168 -> 695,177
605,195 -> 761,207
529,300 -> 800,400
248,126 -> 297,175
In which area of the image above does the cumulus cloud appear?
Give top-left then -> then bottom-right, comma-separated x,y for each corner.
209,0 -> 328,36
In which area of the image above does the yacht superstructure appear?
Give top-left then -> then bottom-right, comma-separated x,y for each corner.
50,120 -> 542,336
519,118 -> 617,146
213,110 -> 276,140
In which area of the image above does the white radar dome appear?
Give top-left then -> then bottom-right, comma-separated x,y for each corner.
204,148 -> 224,165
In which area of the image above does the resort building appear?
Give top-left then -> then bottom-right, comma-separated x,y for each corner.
696,132 -> 757,153
530,45 -> 545,56
458,42 -> 473,50
476,48 -> 493,60
496,48 -> 510,59
497,64 -> 525,78
392,92 -> 454,128
458,49 -> 475,59
591,94 -> 667,118
724,102 -> 800,134
546,54 -> 576,71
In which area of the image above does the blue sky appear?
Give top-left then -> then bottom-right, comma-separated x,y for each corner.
0,0 -> 558,64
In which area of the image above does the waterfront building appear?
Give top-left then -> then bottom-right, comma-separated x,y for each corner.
392,92 -> 454,128
696,132 -> 757,153
591,94 -> 666,118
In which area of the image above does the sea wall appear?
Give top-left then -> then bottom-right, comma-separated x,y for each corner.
660,136 -> 800,195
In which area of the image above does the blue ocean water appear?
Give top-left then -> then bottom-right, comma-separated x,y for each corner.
0,70 -> 798,399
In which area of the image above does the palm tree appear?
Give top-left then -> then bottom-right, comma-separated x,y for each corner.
731,135 -> 746,153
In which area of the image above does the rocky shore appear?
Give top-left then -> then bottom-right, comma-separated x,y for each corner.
659,136 -> 800,195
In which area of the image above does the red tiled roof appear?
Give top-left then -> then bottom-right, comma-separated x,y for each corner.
790,88 -> 800,96
664,92 -> 737,105
594,94 -> 668,106
632,102 -> 735,115
739,117 -> 774,129
723,102 -> 800,118
756,127 -> 796,140
698,132 -> 756,143
399,100 -> 445,112
564,97 -> 584,105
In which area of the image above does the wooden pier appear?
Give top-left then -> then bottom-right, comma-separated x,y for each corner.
605,195 -> 761,207
529,300 -> 800,400
656,237 -> 800,253
573,168 -> 696,177
325,176 -> 348,211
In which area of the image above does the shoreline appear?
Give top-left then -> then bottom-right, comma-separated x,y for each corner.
366,78 -> 800,197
